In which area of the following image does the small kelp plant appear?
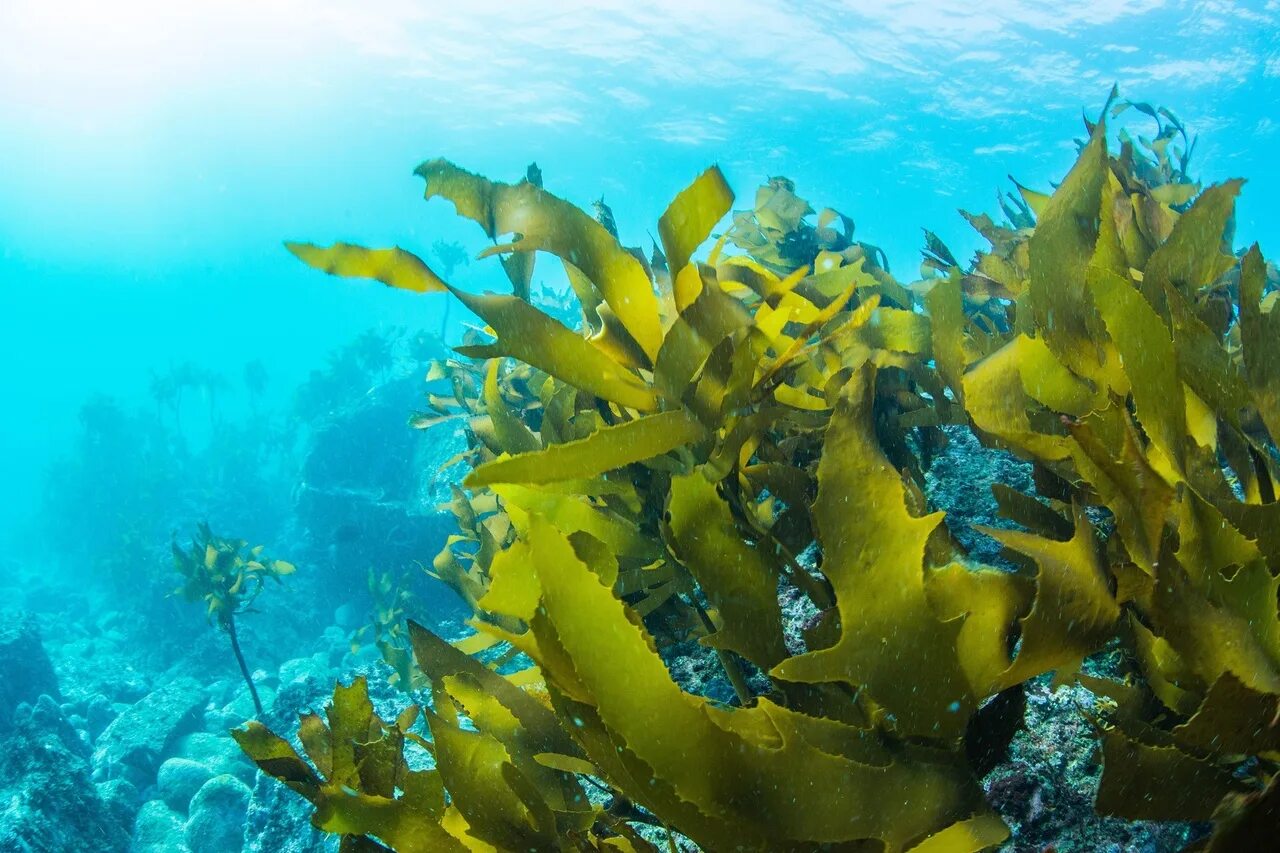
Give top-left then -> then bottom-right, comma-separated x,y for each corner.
173,522 -> 295,716
237,91 -> 1280,851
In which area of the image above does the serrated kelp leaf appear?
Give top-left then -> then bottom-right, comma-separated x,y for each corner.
1141,179 -> 1242,313
313,793 -> 466,853
523,515 -> 982,850
449,288 -> 658,412
991,484 -> 1073,540
976,504 -> 1119,689
494,484 -> 658,560
1126,616 -> 1201,716
1096,725 -> 1240,821
476,539 -> 541,623
452,631 -> 504,656
1087,266 -> 1186,476
482,359 -> 540,455
923,277 -> 976,403
466,409 -> 704,488
1239,245 -> 1280,443
1164,282 -> 1251,429
653,277 -> 752,402
441,671 -> 590,823
1090,171 -> 1131,278
500,250 -> 534,301
327,678 -> 376,789
235,691 -> 465,853
298,712 -> 334,780
772,366 -> 974,737
1172,672 -> 1280,755
1174,487 -> 1263,591
408,621 -> 578,758
1066,408 -> 1173,574
759,288 -> 868,395
1011,178 -> 1050,219
1149,555 -> 1280,695
1027,119 -> 1109,381
354,724 -> 407,800
962,335 -> 1080,462
417,158 -> 663,361
924,564 -> 1033,698
532,752 -> 599,776
666,468 -> 788,669
658,166 -> 734,283
232,721 -> 322,790
285,242 -> 448,293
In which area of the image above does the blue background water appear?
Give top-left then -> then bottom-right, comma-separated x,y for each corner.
2,0 -> 1278,551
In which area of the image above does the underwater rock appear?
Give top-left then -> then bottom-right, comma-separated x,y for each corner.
294,377 -> 467,585
244,769 -> 336,853
184,774 -> 251,853
332,602 -> 361,631
53,631 -> 153,708
99,777 -> 142,838
0,693 -> 131,852
221,682 -> 277,722
131,799 -> 189,853
158,757 -> 216,812
20,692 -> 90,759
172,730 -> 256,785
985,678 -> 1207,852
277,652 -> 332,687
925,424 -> 1035,566
0,611 -> 62,731
93,676 -> 207,781
87,692 -> 118,740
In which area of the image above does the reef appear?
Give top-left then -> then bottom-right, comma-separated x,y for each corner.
228,92 -> 1280,851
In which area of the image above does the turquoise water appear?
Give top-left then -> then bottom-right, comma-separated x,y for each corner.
4,2 -> 1278,545
2,3 -> 1280,851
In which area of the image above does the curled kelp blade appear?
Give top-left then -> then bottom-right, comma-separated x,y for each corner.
285,242 -> 449,293
416,158 -> 664,363
286,240 -> 660,412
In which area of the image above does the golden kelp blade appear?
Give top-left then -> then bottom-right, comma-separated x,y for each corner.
658,165 -> 735,279
1026,117 -> 1109,382
666,468 -> 789,669
417,158 -> 664,362
483,359 -> 540,455
519,515 -> 987,850
284,242 -> 449,293
449,288 -> 659,412
772,365 -> 973,739
465,409 -> 706,488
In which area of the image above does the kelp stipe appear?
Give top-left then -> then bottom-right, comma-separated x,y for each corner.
241,95 -> 1280,850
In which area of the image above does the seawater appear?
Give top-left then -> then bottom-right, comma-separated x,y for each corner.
1,3 -> 1278,851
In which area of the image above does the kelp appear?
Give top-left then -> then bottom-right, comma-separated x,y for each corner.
243,93 -> 1280,850
174,523 -> 295,716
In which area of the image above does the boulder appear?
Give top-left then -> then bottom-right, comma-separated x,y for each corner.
98,778 -> 141,838
157,757 -> 216,812
0,611 -> 61,732
131,799 -> 188,853
244,769 -> 334,853
0,696 -> 131,852
185,774 -> 251,853
173,730 -> 256,785
92,677 -> 206,781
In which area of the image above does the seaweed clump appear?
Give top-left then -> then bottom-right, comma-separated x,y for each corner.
173,523 -> 295,716
238,91 -> 1280,851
